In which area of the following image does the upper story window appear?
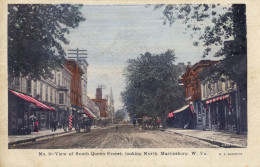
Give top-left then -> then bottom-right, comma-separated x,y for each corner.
33,81 -> 37,96
203,84 -> 205,98
40,83 -> 43,99
50,88 -> 53,103
26,79 -> 31,94
59,93 -> 64,104
45,85 -> 48,102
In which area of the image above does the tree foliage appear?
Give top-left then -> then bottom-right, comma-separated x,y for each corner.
115,108 -> 125,120
153,4 -> 247,92
121,50 -> 184,128
8,4 -> 86,80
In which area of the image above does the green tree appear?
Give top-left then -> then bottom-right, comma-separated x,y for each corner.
115,108 -> 126,121
121,50 -> 184,128
153,4 -> 247,92
8,4 -> 85,81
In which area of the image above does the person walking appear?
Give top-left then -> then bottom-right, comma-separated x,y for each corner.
34,120 -> 38,132
133,118 -> 137,128
157,118 -> 161,128
51,119 -> 56,132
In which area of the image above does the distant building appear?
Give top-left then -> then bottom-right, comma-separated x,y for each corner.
92,88 -> 108,118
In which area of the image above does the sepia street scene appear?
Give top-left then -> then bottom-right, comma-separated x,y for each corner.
8,4 -> 247,149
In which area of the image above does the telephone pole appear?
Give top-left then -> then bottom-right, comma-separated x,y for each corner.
68,48 -> 88,61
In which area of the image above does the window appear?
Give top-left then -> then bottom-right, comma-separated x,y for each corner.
26,79 -> 31,94
203,84 -> 205,98
59,93 -> 64,104
33,81 -> 37,96
40,83 -> 43,99
46,85 -> 48,102
58,73 -> 60,85
54,90 -> 56,104
218,81 -> 222,92
50,88 -> 53,103
65,93 -> 67,105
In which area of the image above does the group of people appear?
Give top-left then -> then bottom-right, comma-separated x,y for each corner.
133,117 -> 161,129
51,120 -> 62,132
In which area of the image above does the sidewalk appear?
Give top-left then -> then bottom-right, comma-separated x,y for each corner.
165,128 -> 247,148
8,128 -> 76,146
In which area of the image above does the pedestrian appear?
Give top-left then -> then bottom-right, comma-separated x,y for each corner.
157,119 -> 161,128
34,120 -> 38,132
51,119 -> 56,132
133,118 -> 136,128
58,121 -> 61,129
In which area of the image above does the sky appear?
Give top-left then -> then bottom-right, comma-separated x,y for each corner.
63,5 -> 224,110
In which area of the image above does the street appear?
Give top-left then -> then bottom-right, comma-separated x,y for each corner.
10,124 -> 218,149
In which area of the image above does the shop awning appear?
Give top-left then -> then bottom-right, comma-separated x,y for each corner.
206,94 -> 230,104
9,89 -> 55,111
173,105 -> 190,114
84,107 -> 97,119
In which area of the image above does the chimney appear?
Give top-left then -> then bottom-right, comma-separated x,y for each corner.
96,88 -> 102,100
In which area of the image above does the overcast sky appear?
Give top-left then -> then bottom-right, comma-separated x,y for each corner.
63,5 -> 223,110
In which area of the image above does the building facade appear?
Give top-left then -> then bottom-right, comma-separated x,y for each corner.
92,88 -> 108,118
8,66 -> 72,134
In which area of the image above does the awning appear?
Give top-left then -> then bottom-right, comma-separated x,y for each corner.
205,94 -> 231,113
9,89 -> 55,111
206,94 -> 230,104
84,107 -> 96,119
173,105 -> 190,114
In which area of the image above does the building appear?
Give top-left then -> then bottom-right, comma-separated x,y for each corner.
65,60 -> 84,128
92,88 -> 108,118
200,77 -> 237,132
8,66 -> 72,134
182,60 -> 218,105
168,60 -> 218,129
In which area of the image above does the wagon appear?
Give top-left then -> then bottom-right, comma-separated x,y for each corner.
75,113 -> 92,133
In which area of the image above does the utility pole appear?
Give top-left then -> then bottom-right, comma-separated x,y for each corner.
109,87 -> 115,123
68,48 -> 88,61
68,48 -> 88,131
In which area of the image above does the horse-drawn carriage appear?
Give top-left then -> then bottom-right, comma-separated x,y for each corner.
75,112 -> 92,133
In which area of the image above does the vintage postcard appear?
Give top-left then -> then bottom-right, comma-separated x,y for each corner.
0,0 -> 260,167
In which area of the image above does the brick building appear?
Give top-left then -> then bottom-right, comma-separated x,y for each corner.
92,88 -> 108,118
182,60 -> 218,104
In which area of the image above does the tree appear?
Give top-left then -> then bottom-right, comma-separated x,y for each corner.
153,4 -> 247,92
115,108 -> 126,121
8,4 -> 86,81
121,50 -> 184,128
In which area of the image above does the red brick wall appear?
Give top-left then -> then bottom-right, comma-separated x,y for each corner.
65,60 -> 83,107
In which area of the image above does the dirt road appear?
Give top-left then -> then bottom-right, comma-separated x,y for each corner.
11,124 -> 218,149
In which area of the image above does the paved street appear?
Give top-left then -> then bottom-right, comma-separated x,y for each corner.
10,124 -> 219,149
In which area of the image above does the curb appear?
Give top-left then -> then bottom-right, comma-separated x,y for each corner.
164,129 -> 246,148
8,130 -> 76,147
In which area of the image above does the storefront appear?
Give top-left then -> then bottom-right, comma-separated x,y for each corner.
8,89 -> 55,135
203,94 -> 237,132
168,104 -> 196,129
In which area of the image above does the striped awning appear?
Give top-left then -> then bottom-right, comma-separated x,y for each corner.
173,105 -> 190,114
9,89 -> 55,111
84,107 -> 96,119
206,94 -> 230,104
